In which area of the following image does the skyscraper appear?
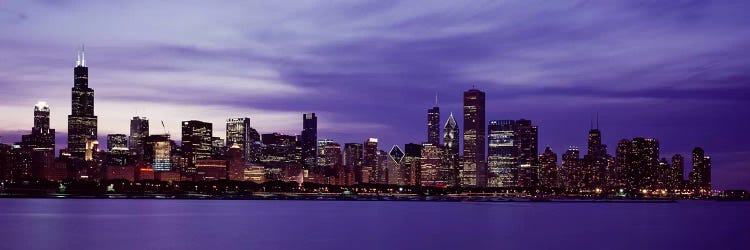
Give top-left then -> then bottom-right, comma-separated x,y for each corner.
67,47 -> 98,160
227,144 -> 244,181
583,120 -> 609,190
145,134 -> 172,172
22,102 -> 55,151
181,120 -> 213,171
487,120 -> 517,188
344,143 -> 364,183
562,146 -> 581,191
387,145 -> 405,185
442,113 -> 459,187
403,143 -> 422,186
515,119 -> 539,187
363,138 -> 378,183
689,147 -> 711,194
21,102 -> 55,179
226,117 -> 256,164
670,154 -> 684,189
631,138 -> 660,191
420,143 -> 443,186
462,88 -> 486,187
129,117 -> 149,160
427,106 -> 440,146
538,146 -> 559,189
301,113 -> 317,169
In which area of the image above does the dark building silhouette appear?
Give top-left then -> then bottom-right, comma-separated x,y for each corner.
427,106 -> 440,146
227,145 -> 244,181
301,113 -> 317,169
670,154 -> 685,189
67,47 -> 98,160
539,146 -> 558,189
0,143 -> 12,180
261,133 -> 298,163
344,143 -> 363,183
129,116 -> 149,160
442,113 -> 459,187
181,120 -> 213,171
515,119 -> 539,188
690,147 -> 711,194
616,138 -> 659,193
462,88 -> 486,187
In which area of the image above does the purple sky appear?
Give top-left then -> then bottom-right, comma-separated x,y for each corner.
0,1 -> 749,190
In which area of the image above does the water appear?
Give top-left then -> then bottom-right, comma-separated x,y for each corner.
0,199 -> 747,250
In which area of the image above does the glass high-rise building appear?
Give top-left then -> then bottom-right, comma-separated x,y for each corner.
181,120 -> 213,170
515,119 -> 539,188
462,88 -> 486,187
67,47 -> 98,160
301,113 -> 317,169
427,106 -> 440,146
363,138 -> 378,183
145,134 -> 172,172
690,147 -> 711,194
226,117 -> 257,164
129,117 -> 149,159
487,120 -> 517,188
442,113 -> 459,187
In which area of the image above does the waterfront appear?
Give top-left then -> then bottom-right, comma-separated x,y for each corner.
0,199 -> 747,250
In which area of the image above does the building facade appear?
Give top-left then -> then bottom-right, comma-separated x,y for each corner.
462,88 -> 486,187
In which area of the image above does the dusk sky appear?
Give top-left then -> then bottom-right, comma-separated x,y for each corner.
0,1 -> 748,189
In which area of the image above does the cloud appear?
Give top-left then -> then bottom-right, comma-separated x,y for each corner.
1,0 -> 750,188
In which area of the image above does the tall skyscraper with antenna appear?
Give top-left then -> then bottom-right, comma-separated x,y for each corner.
427,93 -> 440,146
67,46 -> 98,160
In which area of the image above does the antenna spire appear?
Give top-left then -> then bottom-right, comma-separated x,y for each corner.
435,92 -> 438,106
76,44 -> 86,67
596,112 -> 599,129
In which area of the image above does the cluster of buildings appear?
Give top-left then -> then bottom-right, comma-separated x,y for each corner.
0,49 -> 713,196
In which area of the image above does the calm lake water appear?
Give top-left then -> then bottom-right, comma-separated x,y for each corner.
0,199 -> 747,250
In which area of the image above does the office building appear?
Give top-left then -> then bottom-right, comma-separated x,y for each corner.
462,88 -> 486,187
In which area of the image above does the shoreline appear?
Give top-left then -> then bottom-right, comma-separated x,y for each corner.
0,193 -> 717,203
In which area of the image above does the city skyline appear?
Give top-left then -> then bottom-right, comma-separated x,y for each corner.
0,1 -> 749,190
